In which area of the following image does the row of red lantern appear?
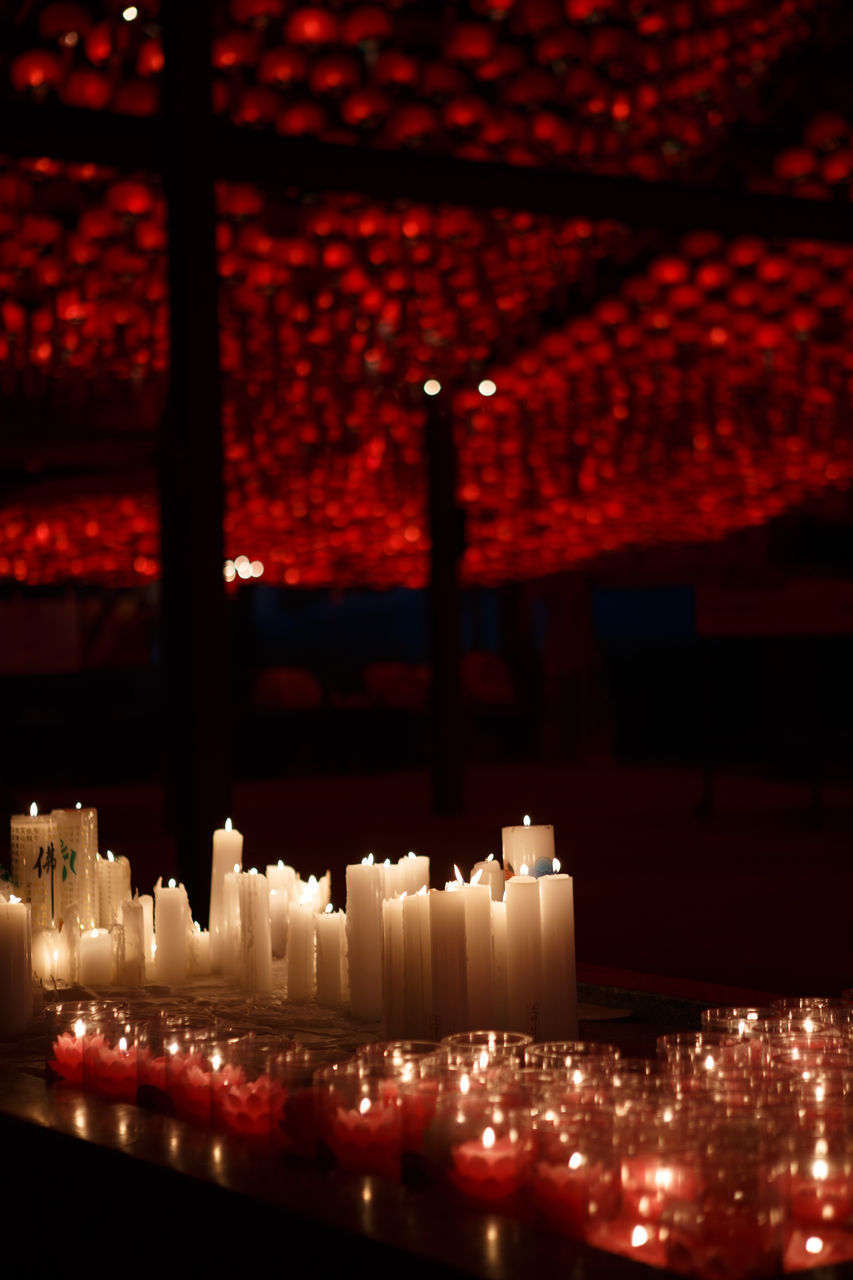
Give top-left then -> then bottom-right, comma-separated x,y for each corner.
8,0 -> 822,175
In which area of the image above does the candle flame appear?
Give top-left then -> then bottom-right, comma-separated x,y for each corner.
553,857 -> 561,872
9,894 -> 21,904
278,859 -> 284,869
29,802 -> 38,817
73,1019 -> 86,1038
523,814 -> 531,827
362,852 -> 374,866
408,851 -> 416,859
324,903 -> 333,914
308,875 -> 317,887
520,864 -> 529,876
119,1037 -> 127,1052
805,1238 -> 824,1256
460,1073 -> 470,1094
168,878 -> 176,889
249,868 -> 258,876
471,868 -> 483,886
225,818 -> 232,832
631,1226 -> 649,1248
107,850 -> 115,862
359,1097 -> 371,1115
454,865 -> 464,884
482,1126 -> 496,1149
233,864 -> 240,873
486,852 -> 494,862
478,1050 -> 489,1071
813,1159 -> 829,1181
569,1151 -> 583,1170
417,885 -> 427,896
384,859 -> 390,868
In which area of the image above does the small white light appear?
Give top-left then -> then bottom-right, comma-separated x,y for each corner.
223,561 -> 236,582
122,5 -> 138,19
553,857 -> 561,872
29,802 -> 38,818
631,1226 -> 649,1248
424,379 -> 441,396
569,1151 -> 583,1170
523,814 -> 531,827
249,867 -> 258,876
225,817 -> 232,832
107,850 -> 115,862
806,1237 -> 824,1255
324,903 -> 333,914
75,801 -> 82,810
250,560 -> 264,578
359,1097 -> 372,1115
520,864 -> 529,876
478,379 -> 497,397
237,560 -> 252,580
482,1126 -> 496,1149
168,878 -> 176,889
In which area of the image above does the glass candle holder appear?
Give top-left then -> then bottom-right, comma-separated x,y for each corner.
441,1030 -> 532,1068
81,1010 -> 139,1103
164,1026 -> 220,1128
210,1036 -> 272,1140
269,1046 -> 341,1159
528,1108 -> 620,1241
427,1091 -> 532,1205
314,1061 -> 403,1179
45,1000 -> 126,1085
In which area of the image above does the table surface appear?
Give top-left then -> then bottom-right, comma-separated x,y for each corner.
0,969 -> 849,1279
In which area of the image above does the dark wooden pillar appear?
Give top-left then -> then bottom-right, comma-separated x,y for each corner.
426,388 -> 464,815
159,2 -> 229,918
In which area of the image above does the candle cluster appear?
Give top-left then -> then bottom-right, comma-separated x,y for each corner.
42,996 -> 853,1279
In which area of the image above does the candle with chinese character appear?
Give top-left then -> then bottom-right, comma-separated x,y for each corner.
52,806 -> 98,930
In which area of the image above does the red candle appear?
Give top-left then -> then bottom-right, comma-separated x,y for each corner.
49,1028 -> 87,1084
449,1125 -> 529,1203
328,1099 -> 402,1179
213,1066 -> 272,1139
167,1051 -> 213,1126
529,1156 -> 620,1238
83,1032 -> 138,1102
586,1216 -> 668,1268
271,1084 -> 321,1158
621,1152 -> 701,1221
785,1225 -> 853,1271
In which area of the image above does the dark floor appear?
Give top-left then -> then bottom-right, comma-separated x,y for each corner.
11,760 -> 853,998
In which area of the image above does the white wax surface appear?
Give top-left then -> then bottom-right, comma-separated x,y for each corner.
491,900 -> 508,1031
0,899 -> 32,1037
117,898 -> 145,985
345,863 -> 384,1021
96,854 -> 131,929
472,860 -> 505,903
462,881 -> 493,1030
238,872 -> 273,993
505,875 -> 542,1039
429,888 -> 467,1039
269,889 -> 289,958
10,813 -> 59,929
210,825 -> 243,971
501,823 -> 554,876
31,927 -> 62,984
79,927 -> 113,986
539,873 -> 577,1040
315,909 -> 345,1007
286,903 -> 315,1002
382,897 -> 406,1039
222,872 -> 241,975
154,879 -> 190,985
189,930 -> 212,976
402,892 -> 431,1040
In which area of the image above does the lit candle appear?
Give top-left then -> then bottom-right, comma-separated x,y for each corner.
117,896 -> 146,985
10,804 -> 59,928
51,806 -> 98,929
346,857 -> 384,1021
382,896 -> 406,1038
79,927 -> 114,986
315,905 -> 346,1007
539,872 -> 577,1039
96,850 -> 131,928
506,875 -> 541,1038
402,888 -> 431,1040
450,1124 -> 530,1203
238,869 -> 273,993
501,815 -> 554,877
0,895 -> 32,1037
429,886 -> 467,1039
210,818 -> 243,971
31,926 -> 65,985
153,876 -> 190,985
491,900 -> 508,1031
471,854 -> 504,902
189,924 -> 212,976
462,873 -> 493,1030
286,901 -> 315,1002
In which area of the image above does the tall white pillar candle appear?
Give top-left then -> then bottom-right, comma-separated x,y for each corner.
506,875 -> 541,1039
238,870 -> 273,993
345,861 -> 384,1021
52,806 -> 98,929
96,851 -> 131,928
315,907 -> 346,1006
138,893 -> 155,973
286,902 -> 315,1002
154,877 -> 190,985
269,889 -> 289,958
189,927 -> 212,976
501,817 -> 554,877
222,868 -> 242,975
117,897 -> 145,986
538,872 -> 578,1040
10,806 -> 59,928
382,897 -> 406,1038
472,857 -> 504,903
429,887 -> 467,1039
491,900 -> 508,1031
462,880 -> 493,1030
0,897 -> 32,1037
402,889 -> 431,1040
211,819 -> 243,971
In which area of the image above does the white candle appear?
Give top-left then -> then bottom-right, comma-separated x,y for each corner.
471,856 -> 504,902
429,887 -> 467,1039
31,926 -> 63,985
345,859 -> 384,1021
538,873 -> 577,1040
117,897 -> 146,985
491,900 -> 508,1031
269,889 -> 289,958
79,927 -> 113,986
382,896 -> 406,1038
221,867 -> 242,975
401,851 -> 429,896
210,818 -> 243,971
462,879 -> 493,1030
189,926 -> 212,976
315,906 -> 346,1006
505,875 -> 541,1039
0,896 -> 32,1037
52,806 -> 98,930
10,805 -> 59,928
402,888 -> 431,1040
138,893 -> 155,972
154,877 -> 190,985
501,815 -> 554,877
238,870 -> 273,993
96,850 -> 131,928
266,860 -> 295,898
286,902 -> 315,1002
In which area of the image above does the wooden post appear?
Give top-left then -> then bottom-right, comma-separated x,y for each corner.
159,1 -> 230,919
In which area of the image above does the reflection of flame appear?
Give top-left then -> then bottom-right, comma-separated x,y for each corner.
478,1050 -> 489,1071
482,1127 -> 496,1149
631,1226 -> 649,1248
73,1019 -> 86,1038
359,1097 -> 371,1115
813,1159 -> 829,1181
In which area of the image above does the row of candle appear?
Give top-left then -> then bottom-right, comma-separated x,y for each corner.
43,997 -> 853,1277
